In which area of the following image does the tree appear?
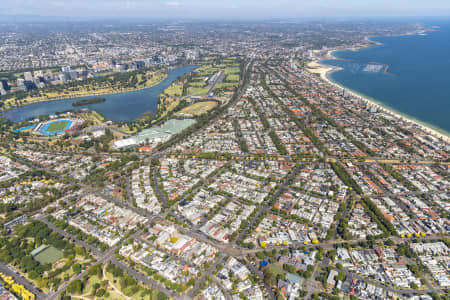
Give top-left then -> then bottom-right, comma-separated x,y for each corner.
67,279 -> 83,294
336,272 -> 346,282
72,263 -> 81,274
28,270 -> 39,280
96,288 -> 106,297
157,292 -> 168,300
283,264 -> 296,274
327,249 -> 337,261
263,268 -> 277,286
93,283 -> 101,291
88,264 -> 103,277
410,282 -> 419,289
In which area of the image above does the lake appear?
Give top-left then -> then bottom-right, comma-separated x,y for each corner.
2,65 -> 199,122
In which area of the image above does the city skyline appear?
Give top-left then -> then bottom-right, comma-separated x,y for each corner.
2,0 -> 450,20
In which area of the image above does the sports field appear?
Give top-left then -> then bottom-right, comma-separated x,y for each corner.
34,246 -> 63,265
46,120 -> 69,132
41,119 -> 72,135
179,101 -> 218,116
225,74 -> 240,82
188,87 -> 210,96
13,125 -> 35,133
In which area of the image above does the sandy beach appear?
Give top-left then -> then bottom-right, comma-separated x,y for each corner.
306,60 -> 340,79
307,58 -> 450,144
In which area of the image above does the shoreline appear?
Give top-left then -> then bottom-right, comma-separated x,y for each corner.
1,73 -> 169,112
2,64 -> 201,123
306,26 -> 450,144
307,59 -> 450,144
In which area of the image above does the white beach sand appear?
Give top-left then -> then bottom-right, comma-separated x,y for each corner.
306,59 -> 450,144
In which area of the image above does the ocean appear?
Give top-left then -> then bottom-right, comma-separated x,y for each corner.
321,20 -> 450,135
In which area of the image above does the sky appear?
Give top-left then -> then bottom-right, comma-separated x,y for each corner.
2,0 -> 450,20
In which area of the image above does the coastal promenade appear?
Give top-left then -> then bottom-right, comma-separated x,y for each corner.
306,28 -> 450,144
306,61 -> 450,144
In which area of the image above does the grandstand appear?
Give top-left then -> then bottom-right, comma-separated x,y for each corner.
31,118 -> 84,136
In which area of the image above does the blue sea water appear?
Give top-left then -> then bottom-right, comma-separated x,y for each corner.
322,21 -> 450,134
3,65 -> 199,122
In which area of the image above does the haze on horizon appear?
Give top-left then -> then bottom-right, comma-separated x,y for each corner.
2,0 -> 450,20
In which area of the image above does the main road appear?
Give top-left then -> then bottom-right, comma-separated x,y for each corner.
0,262 -> 47,299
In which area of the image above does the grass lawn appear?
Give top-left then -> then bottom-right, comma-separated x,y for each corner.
194,66 -> 219,77
104,269 -> 146,299
79,110 -> 105,125
225,74 -> 240,82
179,101 -> 218,116
191,76 -> 207,82
84,275 -> 103,295
267,263 -> 284,277
144,72 -> 166,87
106,290 -> 134,300
216,83 -> 238,89
158,97 -> 180,119
188,87 -> 209,96
188,81 -> 206,88
46,121 -> 69,132
34,246 -> 63,264
224,67 -> 240,74
163,84 -> 183,97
